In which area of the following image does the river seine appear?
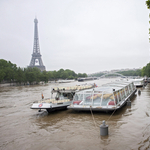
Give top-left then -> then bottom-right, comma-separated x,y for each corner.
0,78 -> 150,150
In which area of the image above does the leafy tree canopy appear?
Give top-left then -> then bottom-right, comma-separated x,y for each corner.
0,59 -> 87,85
146,0 -> 150,9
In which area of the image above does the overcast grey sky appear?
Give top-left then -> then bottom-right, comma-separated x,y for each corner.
0,0 -> 149,74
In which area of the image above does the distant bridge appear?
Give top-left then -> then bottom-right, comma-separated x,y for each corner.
99,72 -> 127,78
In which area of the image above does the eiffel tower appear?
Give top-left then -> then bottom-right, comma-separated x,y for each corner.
28,18 -> 46,71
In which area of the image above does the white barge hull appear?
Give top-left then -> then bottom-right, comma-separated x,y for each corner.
68,80 -> 137,112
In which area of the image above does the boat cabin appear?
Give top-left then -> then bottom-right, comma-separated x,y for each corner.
68,81 -> 136,111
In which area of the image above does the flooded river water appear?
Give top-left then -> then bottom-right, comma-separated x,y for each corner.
0,78 -> 150,150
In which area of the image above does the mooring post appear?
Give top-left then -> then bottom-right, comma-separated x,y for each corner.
100,120 -> 109,136
127,99 -> 131,106
138,90 -> 141,95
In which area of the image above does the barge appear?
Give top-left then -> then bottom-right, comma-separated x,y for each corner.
129,78 -> 144,87
68,81 -> 137,112
30,83 -> 96,113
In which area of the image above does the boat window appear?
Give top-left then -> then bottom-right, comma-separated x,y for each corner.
93,91 -> 103,94
121,89 -> 126,99
125,86 -> 129,96
55,92 -> 65,100
72,93 -> 84,105
101,93 -> 114,106
132,82 -> 136,90
129,84 -> 133,92
67,93 -> 74,100
119,90 -> 123,100
73,93 -> 83,101
127,85 -> 131,94
113,92 -> 118,104
123,87 -> 127,97
92,93 -> 102,106
62,93 -> 68,99
55,92 -> 60,100
83,93 -> 93,106
117,91 -> 122,102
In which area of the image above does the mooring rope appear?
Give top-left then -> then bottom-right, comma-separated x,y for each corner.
106,108 -> 117,122
90,106 -> 98,130
142,124 -> 150,135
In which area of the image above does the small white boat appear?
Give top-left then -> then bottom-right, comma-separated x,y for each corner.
68,81 -> 137,112
129,78 -> 144,87
78,77 -> 97,82
30,83 -> 96,113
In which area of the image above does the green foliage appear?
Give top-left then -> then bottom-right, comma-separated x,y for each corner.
0,59 -> 17,82
141,63 -> 150,77
40,70 -> 49,83
117,69 -> 141,76
146,0 -> 150,41
0,69 -> 5,82
15,67 -> 24,84
146,0 -> 150,9
47,68 -> 87,80
88,72 -> 104,77
0,59 -> 87,85
141,66 -> 146,77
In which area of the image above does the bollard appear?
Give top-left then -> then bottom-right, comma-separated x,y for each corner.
138,90 -> 141,95
100,120 -> 109,136
127,99 -> 131,106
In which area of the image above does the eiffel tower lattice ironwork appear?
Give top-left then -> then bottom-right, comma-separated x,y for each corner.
28,18 -> 46,71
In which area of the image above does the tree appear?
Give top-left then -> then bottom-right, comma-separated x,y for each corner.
141,66 -> 146,77
40,70 -> 49,83
146,0 -> 150,42
0,59 -> 17,83
32,67 -> 41,83
141,63 -> 150,77
15,67 -> 24,84
53,70 -> 59,80
77,73 -> 87,78
0,59 -> 89,84
146,0 -> 150,9
47,71 -> 54,80
0,69 -> 5,83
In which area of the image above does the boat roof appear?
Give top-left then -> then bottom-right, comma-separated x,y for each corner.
129,78 -> 144,81
51,83 -> 95,93
76,80 -> 133,94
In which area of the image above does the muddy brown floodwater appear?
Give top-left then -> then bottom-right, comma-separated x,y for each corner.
0,78 -> 150,150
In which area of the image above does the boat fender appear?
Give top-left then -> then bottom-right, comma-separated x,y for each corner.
127,99 -> 131,106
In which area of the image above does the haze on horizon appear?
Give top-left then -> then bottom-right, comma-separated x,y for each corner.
0,0 -> 149,74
